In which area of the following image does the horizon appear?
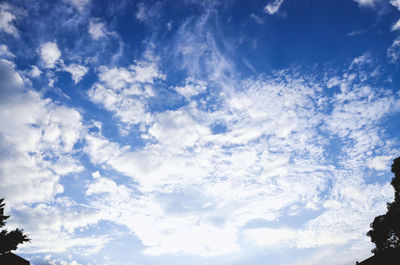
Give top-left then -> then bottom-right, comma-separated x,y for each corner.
1,0 -> 400,265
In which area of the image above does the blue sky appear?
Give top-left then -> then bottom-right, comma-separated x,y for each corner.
1,0 -> 400,264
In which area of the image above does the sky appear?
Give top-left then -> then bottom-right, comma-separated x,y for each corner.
1,0 -> 400,264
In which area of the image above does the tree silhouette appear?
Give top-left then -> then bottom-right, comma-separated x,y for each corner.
367,157 -> 400,255
0,198 -> 30,255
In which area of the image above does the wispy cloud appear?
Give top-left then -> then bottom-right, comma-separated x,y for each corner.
392,19 -> 400,31
352,0 -> 380,7
0,3 -> 19,37
0,44 -> 15,58
62,0 -> 91,12
250,13 -> 265,24
264,0 -> 284,15
388,37 -> 400,62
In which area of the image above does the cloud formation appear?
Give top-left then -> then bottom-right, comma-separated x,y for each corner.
63,64 -> 88,83
0,3 -> 19,37
1,1 -> 400,265
88,19 -> 107,40
264,0 -> 284,15
40,42 -> 62,68
63,0 -> 90,12
353,0 -> 380,7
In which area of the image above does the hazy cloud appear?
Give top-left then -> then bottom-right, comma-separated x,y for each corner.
88,19 -> 107,40
63,0 -> 90,12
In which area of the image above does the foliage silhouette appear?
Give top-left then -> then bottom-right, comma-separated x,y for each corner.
367,157 -> 400,255
0,198 -> 30,255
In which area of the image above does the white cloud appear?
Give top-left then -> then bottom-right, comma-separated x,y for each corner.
264,0 -> 284,15
40,42 -> 62,68
129,60 -> 166,83
392,19 -> 400,31
38,255 -> 83,265
4,2 -> 400,262
244,227 -> 297,247
250,13 -> 265,24
10,199 -> 108,254
88,20 -> 107,40
174,78 -> 207,98
82,76 -> 323,254
243,183 -> 391,251
388,37 -> 400,62
390,0 -> 400,10
97,61 -> 165,89
136,3 -> 147,22
139,221 -> 239,256
147,109 -> 211,147
83,167 -> 240,256
368,156 -> 393,170
0,59 -> 84,208
80,60 -> 400,258
86,172 -> 130,197
0,59 -> 23,92
0,4 -> 19,37
63,64 -> 88,83
88,83 -> 150,125
63,0 -> 90,12
353,0 -> 380,7
174,11 -> 235,81
134,2 -> 163,26
30,65 -> 42,78
0,44 -> 15,58
88,61 -> 164,125
350,53 -> 373,68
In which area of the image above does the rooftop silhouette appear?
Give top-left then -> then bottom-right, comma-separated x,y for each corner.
0,252 -> 30,265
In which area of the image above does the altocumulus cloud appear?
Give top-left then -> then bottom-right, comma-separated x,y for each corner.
0,1 -> 400,265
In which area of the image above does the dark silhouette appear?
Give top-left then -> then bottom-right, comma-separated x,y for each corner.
367,157 -> 400,255
357,157 -> 400,264
0,252 -> 30,265
356,248 -> 400,265
0,198 -> 30,255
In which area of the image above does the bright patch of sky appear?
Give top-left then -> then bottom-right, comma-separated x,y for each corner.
0,1 -> 400,265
